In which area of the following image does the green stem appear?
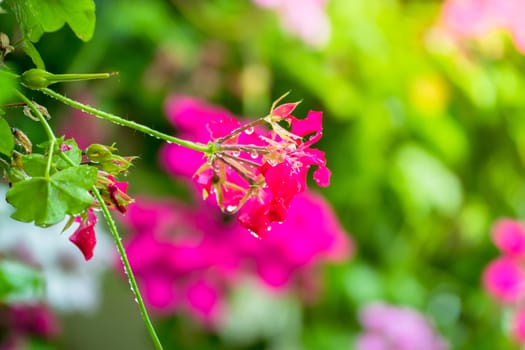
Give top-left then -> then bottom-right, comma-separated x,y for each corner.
17,90 -> 163,349
92,189 -> 163,350
15,91 -> 54,141
15,92 -> 56,177
40,88 -> 211,153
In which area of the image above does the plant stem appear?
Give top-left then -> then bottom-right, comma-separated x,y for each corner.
15,92 -> 57,177
15,91 -> 54,142
17,90 -> 163,349
92,189 -> 163,350
40,88 -> 211,153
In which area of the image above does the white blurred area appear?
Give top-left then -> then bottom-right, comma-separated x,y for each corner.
0,184 -> 115,313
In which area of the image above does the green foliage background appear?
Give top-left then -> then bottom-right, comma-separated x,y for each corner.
2,0 -> 524,349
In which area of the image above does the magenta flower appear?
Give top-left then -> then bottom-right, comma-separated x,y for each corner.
120,191 -> 351,322
491,219 -> 525,258
161,95 -> 330,238
356,302 -> 448,350
482,256 -> 525,304
69,209 -> 97,261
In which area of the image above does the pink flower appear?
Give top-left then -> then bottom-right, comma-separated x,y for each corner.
252,0 -> 331,48
491,219 -> 525,258
120,191 -> 351,322
439,0 -> 525,53
161,95 -> 330,238
482,257 -> 525,304
69,209 -> 97,261
356,302 -> 448,350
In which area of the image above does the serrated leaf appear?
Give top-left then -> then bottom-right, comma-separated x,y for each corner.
6,165 -> 97,226
0,260 -> 44,303
0,116 -> 14,156
5,0 -> 96,43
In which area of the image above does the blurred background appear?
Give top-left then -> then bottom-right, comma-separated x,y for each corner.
2,0 -> 525,349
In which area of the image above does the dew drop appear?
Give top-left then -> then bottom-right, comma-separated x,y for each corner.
226,205 -> 237,213
231,151 -> 241,157
244,127 -> 254,135
250,151 -> 258,159
248,230 -> 261,239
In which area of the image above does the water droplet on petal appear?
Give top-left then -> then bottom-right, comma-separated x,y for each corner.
226,205 -> 237,213
250,151 -> 258,159
248,230 -> 261,239
231,151 -> 240,157
245,127 -> 254,135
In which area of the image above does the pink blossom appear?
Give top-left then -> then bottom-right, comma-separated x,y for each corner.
0,303 -> 60,348
120,191 -> 351,322
491,219 -> 525,258
482,256 -> 525,304
161,95 -> 330,238
439,0 -> 525,53
252,0 -> 331,48
8,304 -> 59,339
356,302 -> 448,350
69,209 -> 97,261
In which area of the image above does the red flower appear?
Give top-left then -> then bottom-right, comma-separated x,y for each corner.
184,98 -> 330,237
69,209 -> 97,261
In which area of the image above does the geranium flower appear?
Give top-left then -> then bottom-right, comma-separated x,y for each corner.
120,191 -> 351,322
69,209 -> 97,261
491,219 -> 525,259
161,95 -> 330,238
482,256 -> 525,304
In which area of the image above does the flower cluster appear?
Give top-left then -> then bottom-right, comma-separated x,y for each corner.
0,303 -> 59,349
162,95 -> 330,238
438,0 -> 525,53
117,95 -> 351,322
355,302 -> 448,350
121,192 -> 350,323
252,0 -> 331,48
482,219 -> 525,342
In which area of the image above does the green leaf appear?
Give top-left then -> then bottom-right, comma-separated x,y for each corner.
0,260 -> 44,303
0,69 -> 15,105
6,165 -> 97,226
5,0 -> 96,43
22,153 -> 49,177
0,116 -> 14,156
54,138 -> 82,169
22,39 -> 46,69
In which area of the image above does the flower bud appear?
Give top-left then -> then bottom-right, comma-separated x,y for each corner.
85,144 -> 115,162
100,155 -> 136,175
20,68 -> 54,89
21,69 -> 116,90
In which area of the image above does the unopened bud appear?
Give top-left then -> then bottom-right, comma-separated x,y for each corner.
85,144 -> 115,162
21,68 -> 116,90
100,155 -> 136,174
20,68 -> 54,89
